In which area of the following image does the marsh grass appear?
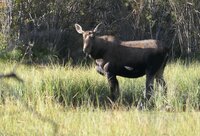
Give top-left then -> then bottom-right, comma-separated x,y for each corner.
0,61 -> 200,135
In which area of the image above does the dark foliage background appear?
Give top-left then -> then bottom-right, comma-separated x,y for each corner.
1,0 -> 200,64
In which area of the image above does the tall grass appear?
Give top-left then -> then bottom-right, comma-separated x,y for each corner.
0,61 -> 200,135
0,61 -> 200,110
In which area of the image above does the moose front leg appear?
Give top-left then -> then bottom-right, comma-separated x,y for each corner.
96,65 -> 105,76
95,59 -> 106,76
103,62 -> 120,102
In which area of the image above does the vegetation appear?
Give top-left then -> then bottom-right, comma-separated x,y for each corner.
0,61 -> 200,135
1,0 -> 200,63
0,0 -> 200,135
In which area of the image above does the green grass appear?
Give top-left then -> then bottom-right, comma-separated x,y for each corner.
0,61 -> 200,135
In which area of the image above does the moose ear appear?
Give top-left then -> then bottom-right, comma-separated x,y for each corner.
93,23 -> 104,33
75,23 -> 84,34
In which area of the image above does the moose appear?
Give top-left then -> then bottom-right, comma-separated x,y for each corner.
75,23 -> 169,105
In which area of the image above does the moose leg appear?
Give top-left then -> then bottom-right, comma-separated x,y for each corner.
156,76 -> 167,92
96,65 -> 105,76
103,62 -> 120,101
145,73 -> 155,100
137,73 -> 155,109
106,72 -> 119,102
95,59 -> 106,76
155,68 -> 167,95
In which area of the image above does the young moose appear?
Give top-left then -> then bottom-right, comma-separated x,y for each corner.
75,23 -> 169,103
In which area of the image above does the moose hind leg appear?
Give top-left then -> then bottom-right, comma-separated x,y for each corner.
155,69 -> 167,96
106,73 -> 119,102
145,74 -> 155,100
156,77 -> 167,95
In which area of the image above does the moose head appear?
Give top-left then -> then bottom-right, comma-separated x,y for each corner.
75,23 -> 103,56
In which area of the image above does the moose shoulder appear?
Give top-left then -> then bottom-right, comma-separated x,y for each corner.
75,23 -> 169,104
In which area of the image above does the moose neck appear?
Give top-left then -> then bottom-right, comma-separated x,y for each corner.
89,36 -> 108,59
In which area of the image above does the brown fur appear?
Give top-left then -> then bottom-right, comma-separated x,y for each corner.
75,23 -> 169,104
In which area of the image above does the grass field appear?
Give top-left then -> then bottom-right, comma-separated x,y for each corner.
0,60 -> 200,135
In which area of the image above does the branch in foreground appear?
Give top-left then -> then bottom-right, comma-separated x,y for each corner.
0,72 -> 23,82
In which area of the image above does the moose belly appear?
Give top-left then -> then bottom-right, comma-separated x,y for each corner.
95,60 -> 146,78
116,65 -> 146,78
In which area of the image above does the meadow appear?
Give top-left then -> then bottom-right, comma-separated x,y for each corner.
0,60 -> 200,135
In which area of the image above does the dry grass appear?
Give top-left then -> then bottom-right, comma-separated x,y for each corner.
0,61 -> 200,135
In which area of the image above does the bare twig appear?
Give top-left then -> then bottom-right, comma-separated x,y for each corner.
0,72 -> 23,82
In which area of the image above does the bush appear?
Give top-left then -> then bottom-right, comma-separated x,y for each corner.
1,0 -> 200,63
